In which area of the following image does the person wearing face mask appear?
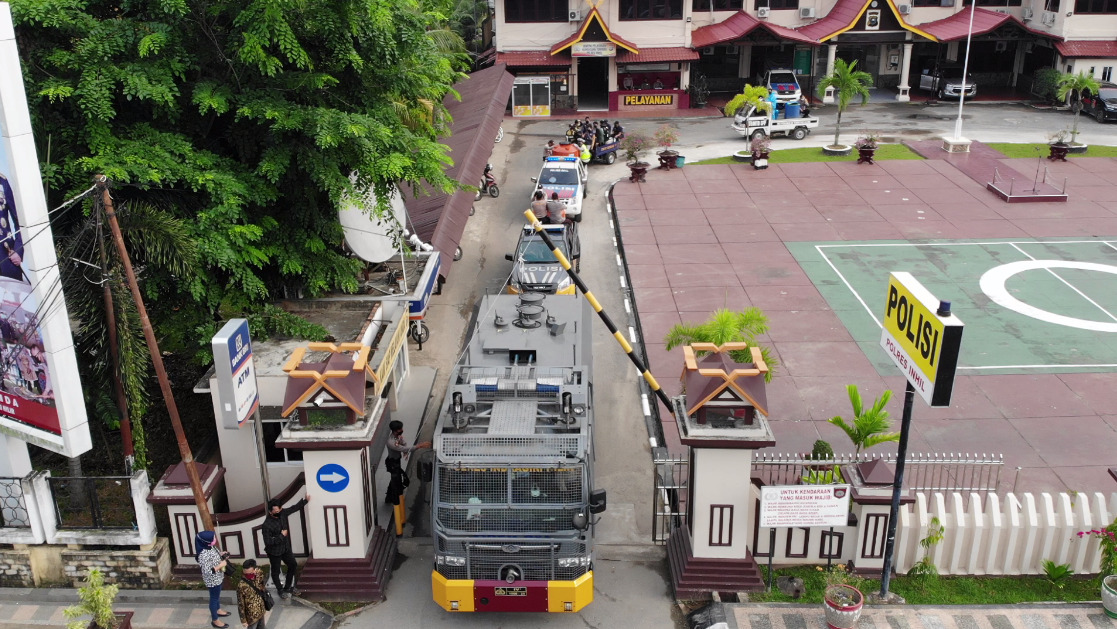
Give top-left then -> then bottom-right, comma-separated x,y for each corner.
261,494 -> 309,599
237,559 -> 269,629
195,530 -> 232,628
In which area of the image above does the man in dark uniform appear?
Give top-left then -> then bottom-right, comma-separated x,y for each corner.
262,494 -> 309,598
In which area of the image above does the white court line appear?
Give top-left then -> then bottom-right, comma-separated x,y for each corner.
960,363 -> 1117,370
1008,242 -> 1117,324
815,245 -> 882,327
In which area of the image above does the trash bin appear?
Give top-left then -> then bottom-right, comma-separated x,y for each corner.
675,155 -> 686,167
785,101 -> 801,119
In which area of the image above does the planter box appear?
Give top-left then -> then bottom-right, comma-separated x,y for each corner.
823,145 -> 852,157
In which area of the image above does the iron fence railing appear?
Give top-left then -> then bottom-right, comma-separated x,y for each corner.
0,477 -> 30,528
752,452 -> 1004,496
48,476 -> 136,529
652,449 -> 688,545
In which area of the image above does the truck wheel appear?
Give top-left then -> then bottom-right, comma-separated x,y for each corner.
605,151 -> 616,164
791,127 -> 807,140
750,130 -> 766,142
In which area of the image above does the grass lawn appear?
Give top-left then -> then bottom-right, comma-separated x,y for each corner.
689,144 -> 923,165
986,143 -> 1117,158
747,565 -> 1100,605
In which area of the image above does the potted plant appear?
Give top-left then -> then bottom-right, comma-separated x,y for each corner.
687,73 -> 710,109
1076,522 -> 1117,617
820,564 -> 866,629
816,59 -> 872,156
854,132 -> 880,165
64,568 -> 133,629
1048,129 -> 1071,162
1056,70 -> 1098,153
750,135 -> 772,170
620,131 -> 652,182
654,124 -> 681,169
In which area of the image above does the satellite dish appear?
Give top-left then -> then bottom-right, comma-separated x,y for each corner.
339,176 -> 407,263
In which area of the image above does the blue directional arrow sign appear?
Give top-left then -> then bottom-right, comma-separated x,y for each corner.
316,463 -> 350,493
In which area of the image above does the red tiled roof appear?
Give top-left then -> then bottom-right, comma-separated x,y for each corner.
691,11 -> 818,48
615,46 -> 700,63
918,7 -> 1058,41
796,0 -> 930,41
550,6 -> 639,55
404,64 -> 514,280
1054,40 -> 1117,58
495,50 -> 571,67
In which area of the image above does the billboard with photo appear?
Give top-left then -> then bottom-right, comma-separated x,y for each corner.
0,3 -> 90,456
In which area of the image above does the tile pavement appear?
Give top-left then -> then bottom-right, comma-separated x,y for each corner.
729,604 -> 1117,629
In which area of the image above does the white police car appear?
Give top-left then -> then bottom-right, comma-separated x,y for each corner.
505,223 -> 580,295
531,156 -> 588,222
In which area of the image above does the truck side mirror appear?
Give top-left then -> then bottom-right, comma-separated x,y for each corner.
505,253 -> 514,261
589,489 -> 607,514
531,177 -> 538,183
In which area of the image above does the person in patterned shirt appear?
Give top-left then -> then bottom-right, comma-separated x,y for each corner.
195,530 -> 232,628
236,559 -> 268,629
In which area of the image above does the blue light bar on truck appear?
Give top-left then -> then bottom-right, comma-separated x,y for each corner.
545,156 -> 579,163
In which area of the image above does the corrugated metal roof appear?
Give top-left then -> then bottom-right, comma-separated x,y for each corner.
796,0 -> 872,40
1054,40 -> 1117,58
917,6 -> 1056,41
549,6 -> 639,55
615,46 -> 700,63
495,50 -> 571,67
691,10 -> 818,48
403,64 -> 514,280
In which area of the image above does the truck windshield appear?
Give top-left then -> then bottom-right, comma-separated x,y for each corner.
518,235 -> 568,263
539,167 -> 579,185
769,72 -> 796,86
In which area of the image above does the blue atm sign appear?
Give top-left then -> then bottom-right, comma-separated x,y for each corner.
211,319 -> 260,428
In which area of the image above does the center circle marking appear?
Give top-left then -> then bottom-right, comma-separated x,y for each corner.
979,260 -> 1117,333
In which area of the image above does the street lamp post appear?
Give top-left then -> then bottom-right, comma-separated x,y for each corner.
952,0 -> 978,140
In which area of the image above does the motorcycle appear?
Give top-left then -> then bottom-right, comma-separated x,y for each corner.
475,163 -> 500,200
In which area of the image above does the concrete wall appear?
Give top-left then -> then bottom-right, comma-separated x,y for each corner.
690,449 -> 752,560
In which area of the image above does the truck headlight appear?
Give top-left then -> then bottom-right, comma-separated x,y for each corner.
436,554 -> 466,567
557,275 -> 572,292
557,556 -> 591,568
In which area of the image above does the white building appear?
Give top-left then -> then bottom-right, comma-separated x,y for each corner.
492,0 -> 1116,114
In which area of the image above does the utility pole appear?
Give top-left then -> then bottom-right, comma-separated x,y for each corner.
94,208 -> 135,474
94,175 -> 214,531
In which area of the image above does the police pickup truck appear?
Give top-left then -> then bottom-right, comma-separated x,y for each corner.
731,105 -> 819,141
531,156 -> 588,222
505,223 -> 580,295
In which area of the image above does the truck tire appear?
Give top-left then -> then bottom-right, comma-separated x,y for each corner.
605,151 -> 616,164
791,127 -> 807,140
750,130 -> 766,142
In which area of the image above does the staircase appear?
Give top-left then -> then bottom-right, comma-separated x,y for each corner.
296,527 -> 397,602
667,526 -> 765,600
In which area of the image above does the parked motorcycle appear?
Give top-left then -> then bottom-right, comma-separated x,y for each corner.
475,163 -> 500,200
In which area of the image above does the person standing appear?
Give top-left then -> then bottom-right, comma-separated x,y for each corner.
385,420 -> 430,505
196,530 -> 232,628
262,495 -> 309,599
236,559 -> 268,629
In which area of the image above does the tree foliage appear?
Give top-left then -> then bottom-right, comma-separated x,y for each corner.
664,307 -> 778,382
827,384 -> 898,454
816,59 -> 872,148
1056,71 -> 1101,144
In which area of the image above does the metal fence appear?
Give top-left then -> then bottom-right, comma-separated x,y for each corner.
652,449 -> 688,544
0,477 -> 30,528
752,452 -> 1005,495
48,476 -> 137,529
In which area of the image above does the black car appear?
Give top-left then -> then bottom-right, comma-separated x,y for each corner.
1082,82 -> 1117,123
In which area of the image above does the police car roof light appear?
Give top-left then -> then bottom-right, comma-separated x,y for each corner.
545,156 -> 579,163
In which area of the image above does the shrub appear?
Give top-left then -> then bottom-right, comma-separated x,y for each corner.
1032,68 -> 1062,102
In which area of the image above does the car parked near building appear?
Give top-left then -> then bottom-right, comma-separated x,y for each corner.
762,69 -> 802,104
1082,82 -> 1117,123
918,63 -> 977,99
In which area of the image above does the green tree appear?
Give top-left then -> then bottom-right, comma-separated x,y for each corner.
1056,71 -> 1101,144
725,84 -> 773,117
664,308 -> 778,382
816,59 -> 872,148
12,0 -> 470,444
827,384 -> 898,454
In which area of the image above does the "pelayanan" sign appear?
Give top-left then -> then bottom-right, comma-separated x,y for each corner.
623,94 -> 675,106
879,272 -> 963,407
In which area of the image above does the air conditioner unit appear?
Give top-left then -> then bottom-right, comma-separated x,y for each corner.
725,45 -> 740,54
702,46 -> 715,55
995,41 -> 1008,52
1024,41 -> 1034,53
1041,10 -> 1056,24
898,4 -> 911,14
569,10 -> 581,21
1021,7 -> 1033,19
799,7 -> 816,18
757,7 -> 770,18
993,8 -> 1008,13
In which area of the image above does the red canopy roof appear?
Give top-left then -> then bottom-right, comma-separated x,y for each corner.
496,51 -> 571,67
615,46 -> 700,63
918,7 -> 1058,41
1055,40 -> 1117,58
550,6 -> 638,55
797,0 -> 934,42
691,10 -> 818,48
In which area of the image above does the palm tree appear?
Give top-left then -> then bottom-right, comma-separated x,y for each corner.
827,384 -> 898,454
664,308 -> 777,382
816,59 -> 873,149
1057,71 -> 1101,144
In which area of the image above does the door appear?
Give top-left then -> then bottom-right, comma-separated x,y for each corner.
576,57 -> 610,111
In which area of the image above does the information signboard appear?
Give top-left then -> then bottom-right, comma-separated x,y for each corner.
211,319 -> 259,429
759,485 -> 851,528
879,272 -> 964,407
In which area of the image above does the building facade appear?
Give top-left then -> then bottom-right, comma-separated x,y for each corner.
493,0 -> 1117,114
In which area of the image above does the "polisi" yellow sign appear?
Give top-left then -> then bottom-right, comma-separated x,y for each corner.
879,272 -> 963,407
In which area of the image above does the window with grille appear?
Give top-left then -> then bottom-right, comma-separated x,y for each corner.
693,0 -> 744,9
756,0 -> 800,8
1044,0 -> 1060,10
1075,0 -> 1117,11
262,419 -> 303,464
962,0 -> 1023,5
620,0 -> 685,19
506,0 -> 569,22
1104,67 -> 1114,81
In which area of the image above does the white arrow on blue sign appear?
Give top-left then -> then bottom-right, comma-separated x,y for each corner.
316,463 -> 350,493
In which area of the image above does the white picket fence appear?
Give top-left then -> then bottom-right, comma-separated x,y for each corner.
751,489 -> 1117,575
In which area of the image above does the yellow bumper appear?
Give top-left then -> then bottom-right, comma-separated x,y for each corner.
432,570 -> 593,612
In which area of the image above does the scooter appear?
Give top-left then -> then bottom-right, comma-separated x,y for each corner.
475,163 -> 500,200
